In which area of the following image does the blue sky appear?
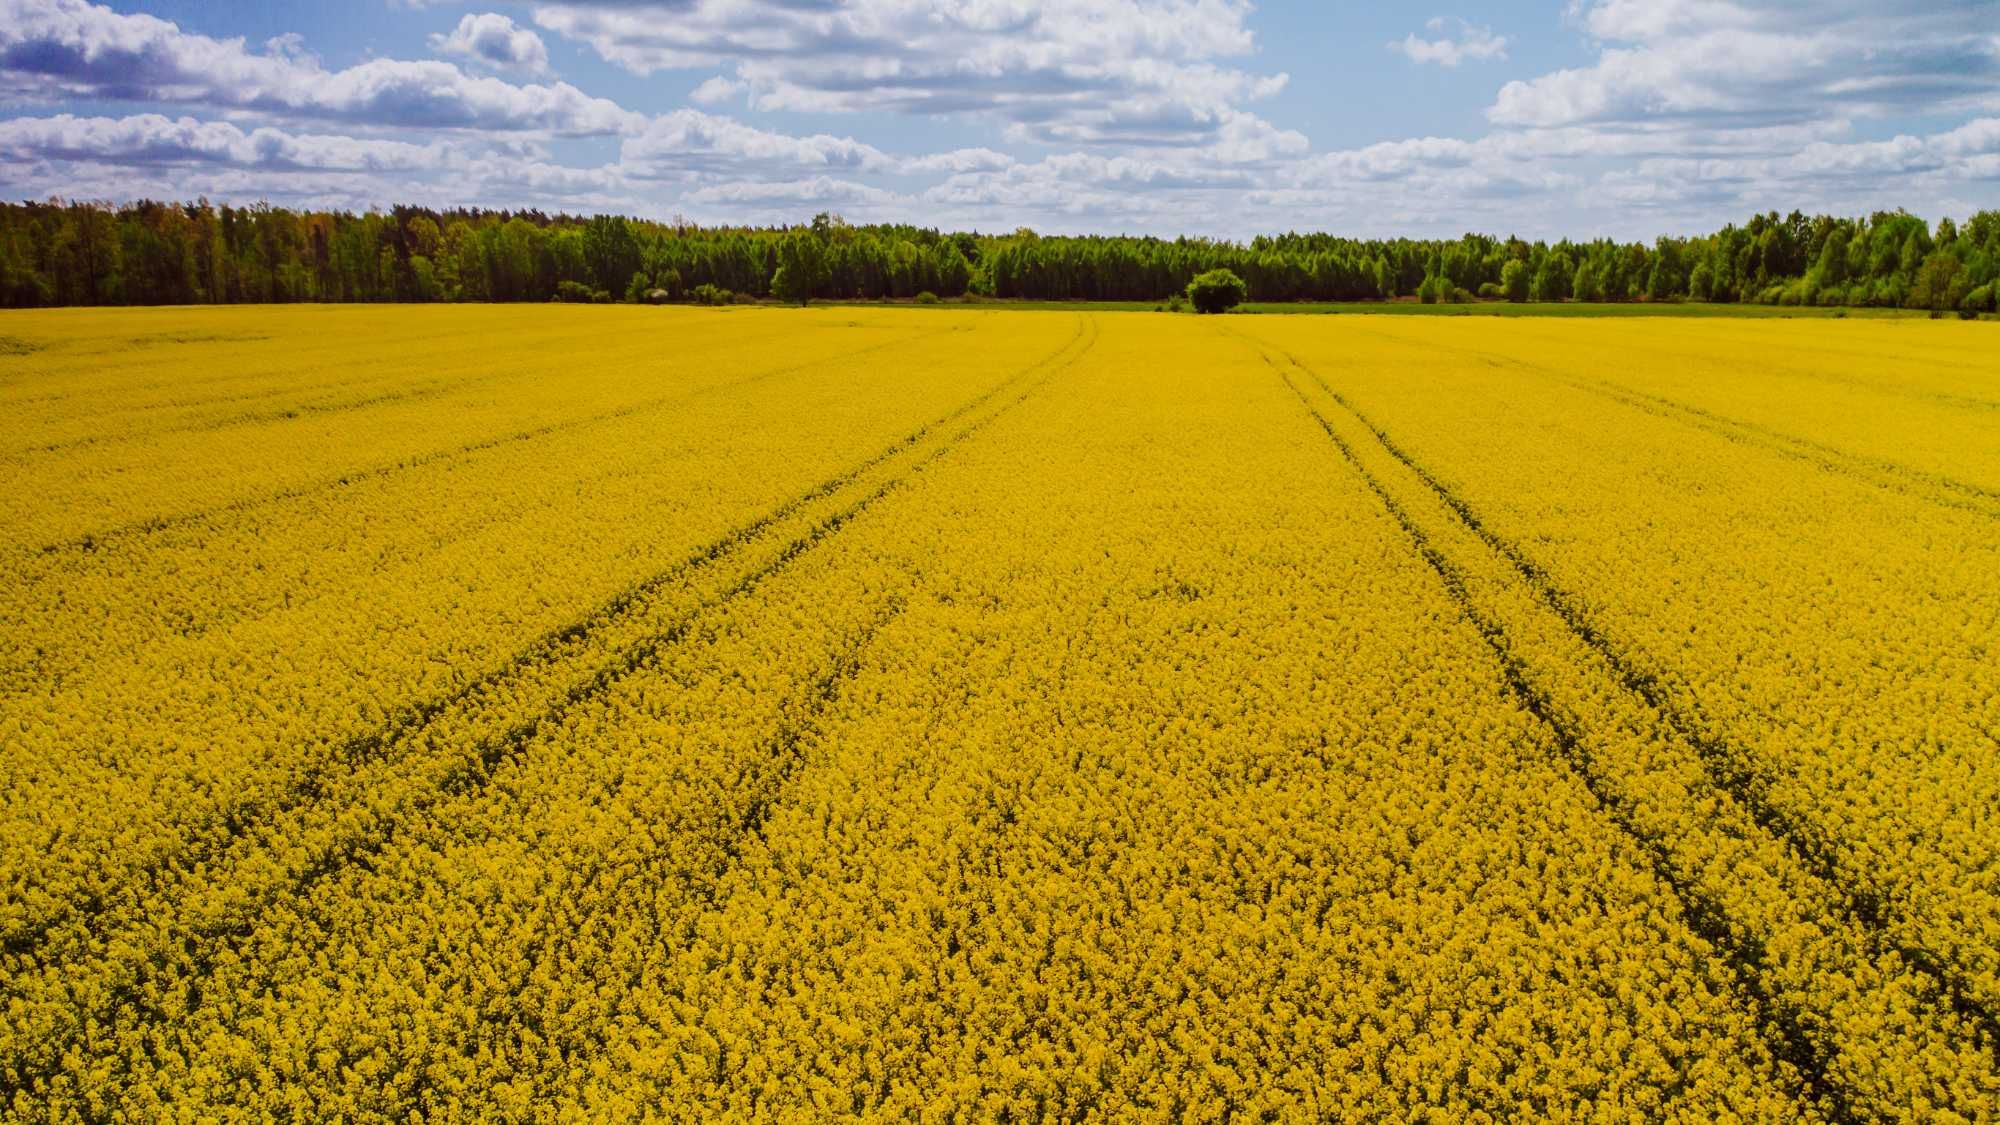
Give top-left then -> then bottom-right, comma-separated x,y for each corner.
2,0 -> 1996,239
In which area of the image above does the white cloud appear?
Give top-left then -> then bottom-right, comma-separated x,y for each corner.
0,113 -> 450,171
618,108 -> 893,180
531,0 -> 1289,150
688,75 -> 745,105
680,175 -> 903,209
429,12 -> 551,77
1492,0 -> 2000,128
1392,17 -> 1509,67
0,0 -> 638,135
262,31 -> 315,64
901,147 -> 1016,175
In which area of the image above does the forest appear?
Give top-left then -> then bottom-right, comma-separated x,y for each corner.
1,198 -> 1995,313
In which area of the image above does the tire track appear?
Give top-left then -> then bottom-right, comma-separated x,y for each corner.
9,318 -> 794,457
1512,327 -> 2000,413
1565,375 -> 2000,518
1,316 -> 1087,965
452,592 -> 912,1116
1334,321 -> 2000,520
0,316 -> 1097,1106
30,322 -> 970,556
11,368 -> 519,457
1272,344 -> 2000,1059
1273,361 -> 1852,1124
1263,342 -> 2000,1118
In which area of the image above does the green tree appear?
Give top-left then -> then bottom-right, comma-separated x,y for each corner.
1689,260 -> 1715,301
1186,268 -> 1247,313
1811,229 -> 1849,288
409,255 -> 437,301
1647,239 -> 1686,300
772,230 -> 829,305
1911,249 -> 1970,311
1531,252 -> 1574,302
1500,259 -> 1529,302
581,215 -> 641,297
1573,261 -> 1601,302
931,241 -> 972,297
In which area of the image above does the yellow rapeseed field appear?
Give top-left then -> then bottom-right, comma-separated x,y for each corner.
1,304 -> 1997,1122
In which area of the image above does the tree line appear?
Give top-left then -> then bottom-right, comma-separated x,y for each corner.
1,198 -> 1995,313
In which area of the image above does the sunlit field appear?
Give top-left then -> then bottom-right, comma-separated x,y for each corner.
3,305 -> 1997,1121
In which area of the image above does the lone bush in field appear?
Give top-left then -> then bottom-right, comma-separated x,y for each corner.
1187,269 -> 1247,314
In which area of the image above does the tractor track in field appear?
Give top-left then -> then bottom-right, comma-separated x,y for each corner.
9,369 -> 520,457
1273,344 -> 2000,1060
0,315 -> 1097,1107
1336,322 -> 2000,521
0,316 -> 1088,965
1273,360 -> 1855,1125
7,319 -> 826,458
4,368 -> 437,444
1261,340 -> 2000,1120
1562,375 -> 2000,517
1503,329 -> 2000,414
29,323 -> 972,557
441,592 -> 914,1114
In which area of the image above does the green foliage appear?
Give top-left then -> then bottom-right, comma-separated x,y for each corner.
1532,252 -> 1574,302
931,242 -> 972,296
4,200 -> 1998,313
772,229 -> 830,305
554,280 -> 608,303
1911,249 -> 1971,312
1417,279 -> 1474,305
914,291 -> 940,304
1689,261 -> 1714,302
1186,268 -> 1247,314
581,215 -> 641,298
769,266 -> 801,305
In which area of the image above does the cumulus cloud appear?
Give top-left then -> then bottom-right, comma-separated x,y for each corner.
1392,17 -> 1509,67
1595,118 -> 2000,208
0,113 -> 450,171
1491,0 -> 2000,129
688,75 -> 745,105
680,175 -> 904,209
618,108 -> 893,181
901,147 -> 1016,175
428,12 -> 551,77
0,0 -> 638,135
531,0 -> 1289,151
